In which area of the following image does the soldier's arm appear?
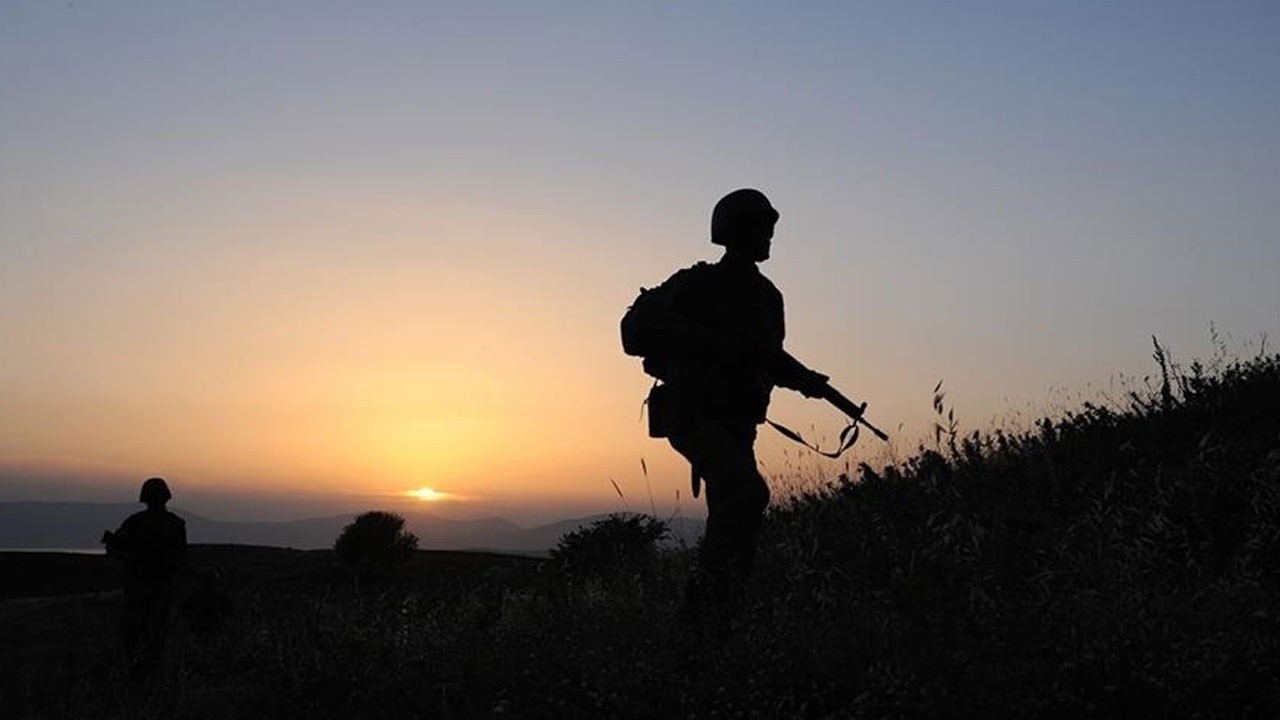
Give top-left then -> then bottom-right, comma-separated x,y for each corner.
106,516 -> 138,562
768,349 -> 830,398
757,281 -> 829,397
159,516 -> 189,575
662,322 -> 828,396
659,305 -> 828,394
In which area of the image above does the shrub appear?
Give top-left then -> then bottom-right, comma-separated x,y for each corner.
333,511 -> 419,578
551,513 -> 669,578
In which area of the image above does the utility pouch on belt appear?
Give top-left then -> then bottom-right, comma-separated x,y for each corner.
646,383 -> 670,439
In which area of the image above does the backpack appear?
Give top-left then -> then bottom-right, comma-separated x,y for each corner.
620,263 -> 710,381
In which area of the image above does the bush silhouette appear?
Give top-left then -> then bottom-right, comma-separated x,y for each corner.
333,511 -> 418,577
551,513 -> 669,577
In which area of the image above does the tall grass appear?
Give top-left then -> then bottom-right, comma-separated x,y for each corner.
751,343 -> 1280,716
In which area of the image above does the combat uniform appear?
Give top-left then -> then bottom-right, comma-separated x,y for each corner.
654,254 -> 814,617
109,506 -> 187,658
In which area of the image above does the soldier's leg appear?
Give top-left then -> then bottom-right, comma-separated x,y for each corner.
670,423 -> 770,619
122,585 -> 148,655
700,424 -> 769,585
147,584 -> 174,658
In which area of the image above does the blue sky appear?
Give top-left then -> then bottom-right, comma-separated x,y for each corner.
1,1 -> 1277,522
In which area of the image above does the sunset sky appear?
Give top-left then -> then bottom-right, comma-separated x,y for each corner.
2,2 -> 1278,524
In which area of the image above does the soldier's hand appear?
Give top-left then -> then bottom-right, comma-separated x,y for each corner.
799,370 -> 830,398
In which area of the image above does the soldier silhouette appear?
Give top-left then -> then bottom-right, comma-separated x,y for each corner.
622,188 -> 832,631
103,477 -> 188,668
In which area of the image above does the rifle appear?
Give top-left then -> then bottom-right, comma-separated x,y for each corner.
765,350 -> 890,456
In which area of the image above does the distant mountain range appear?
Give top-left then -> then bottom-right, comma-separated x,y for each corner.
0,502 -> 704,554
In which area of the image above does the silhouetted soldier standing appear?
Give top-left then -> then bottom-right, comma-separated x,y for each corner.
103,477 -> 188,668
623,189 -> 830,629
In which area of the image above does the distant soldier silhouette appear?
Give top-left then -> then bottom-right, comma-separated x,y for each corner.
103,477 -> 188,666
622,189 -> 832,629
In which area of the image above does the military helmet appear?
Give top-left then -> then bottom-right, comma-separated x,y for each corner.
711,188 -> 779,246
139,477 -> 172,504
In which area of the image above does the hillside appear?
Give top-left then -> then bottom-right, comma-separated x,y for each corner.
746,346 -> 1280,715
2,346 -> 1277,718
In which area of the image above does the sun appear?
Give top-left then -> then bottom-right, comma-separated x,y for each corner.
405,486 -> 451,502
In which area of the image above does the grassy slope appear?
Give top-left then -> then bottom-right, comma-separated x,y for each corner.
749,350 -> 1280,716
2,351 -> 1277,718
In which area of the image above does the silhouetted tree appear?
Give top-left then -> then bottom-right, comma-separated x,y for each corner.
334,511 -> 418,578
551,513 -> 669,578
